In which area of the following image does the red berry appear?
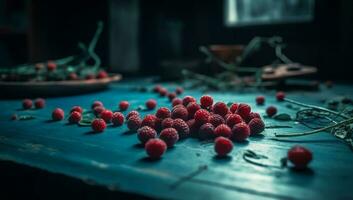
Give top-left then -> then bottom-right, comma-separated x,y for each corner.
137,126 -> 157,144
208,114 -> 225,127
172,98 -> 183,107
126,110 -> 140,120
91,118 -> 106,132
159,128 -> 179,147
187,102 -> 201,119
153,85 -> 162,93
145,99 -> 156,110
199,123 -> 215,140
159,88 -> 168,96
127,115 -> 142,131
112,112 -> 124,126
100,109 -> 113,123
287,146 -> 313,169
70,106 -> 83,114
186,119 -> 200,136
200,95 -> 213,108
194,109 -> 210,125
236,103 -> 251,119
213,102 -> 229,117
85,74 -> 95,80
34,98 -> 45,109
276,91 -> 285,101
229,103 -> 238,113
119,101 -> 129,111
141,114 -> 158,129
68,72 -> 78,80
22,99 -> 33,109
11,114 -> 18,120
93,106 -> 105,116
245,112 -> 261,123
167,92 -> 177,101
145,139 -> 167,159
97,70 -> 108,79
256,96 -> 265,105
35,63 -> 44,71
156,107 -> 171,119
92,101 -> 103,109
214,137 -> 233,156
52,108 -> 64,121
266,106 -> 277,117
214,124 -> 232,138
171,106 -> 188,121
226,114 -> 243,128
69,111 -> 82,124
175,87 -> 183,95
47,61 -> 56,71
160,118 -> 173,128
248,118 -> 265,135
182,96 -> 196,107
231,122 -> 250,142
172,118 -> 190,138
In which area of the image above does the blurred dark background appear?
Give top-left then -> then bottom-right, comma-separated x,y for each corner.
0,0 -> 352,80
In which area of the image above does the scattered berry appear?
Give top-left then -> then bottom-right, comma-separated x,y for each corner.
34,98 -> 45,109
187,102 -> 201,119
171,106 -> 188,121
214,137 -> 233,157
266,106 -> 277,117
213,102 -> 229,117
112,112 -> 124,126
119,101 -> 129,111
199,123 -> 215,140
159,128 -> 179,147
69,111 -> 82,124
141,114 -> 158,129
231,122 -> 250,142
97,70 -> 108,79
159,88 -> 168,96
11,114 -> 17,120
161,118 -> 174,129
145,139 -> 167,159
68,72 -> 78,80
248,118 -> 265,135
200,95 -> 213,108
256,96 -> 265,105
153,85 -> 162,93
70,106 -> 83,114
172,118 -> 190,138
276,91 -> 285,101
156,107 -> 171,119
236,103 -> 251,119
47,61 -> 56,71
52,108 -> 64,121
172,98 -> 183,107
22,99 -> 33,110
35,63 -> 44,71
214,124 -> 232,138
91,101 -> 103,109
194,109 -> 210,125
167,92 -> 177,101
287,146 -> 313,169
127,115 -> 142,131
100,109 -> 113,123
146,99 -> 157,110
226,114 -> 243,128
229,103 -> 238,113
91,118 -> 106,132
137,126 -> 157,144
175,87 -> 183,95
208,114 -> 225,127
126,110 -> 140,120
182,96 -> 196,107
93,106 -> 105,116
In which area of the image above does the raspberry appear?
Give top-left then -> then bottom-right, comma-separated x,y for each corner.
245,112 -> 261,123
276,91 -> 285,101
69,111 -> 82,124
68,72 -> 78,80
213,102 -> 229,117
52,108 -> 64,121
266,106 -> 277,117
155,107 -> 170,119
159,88 -> 168,96
127,115 -> 142,131
153,85 -> 162,93
97,70 -> 108,79
200,95 -> 213,108
22,99 -> 33,109
172,118 -> 190,138
119,101 -> 129,111
154,118 -> 162,131
91,101 -> 103,109
126,110 -> 140,120
199,123 -> 215,140
214,124 -> 232,138
256,96 -> 265,105
226,114 -> 243,128
175,87 -> 183,95
236,103 -> 251,119
186,119 -> 200,136
34,98 -> 45,109
287,146 -> 313,169
145,139 -> 167,159
85,74 -> 95,80
159,128 -> 179,147
70,106 -> 83,114
93,106 -> 105,116
100,109 -> 113,123
91,118 -> 106,132
248,118 -> 265,135
194,109 -> 210,125
112,112 -> 124,126
187,102 -> 201,119
171,106 -> 188,121
208,114 -> 225,127
137,126 -> 157,144
146,99 -> 157,110
229,103 -> 238,113
141,114 -> 158,129
172,98 -> 183,107
231,122 -> 250,142
167,92 -> 177,101
11,114 -> 17,120
161,118 -> 174,129
182,96 -> 196,107
47,61 -> 56,71
214,137 -> 233,157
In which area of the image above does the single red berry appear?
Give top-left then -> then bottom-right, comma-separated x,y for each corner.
245,112 -> 261,123
226,114 -> 243,128
69,111 -> 82,124
34,98 -> 45,109
68,72 -> 78,80
145,139 -> 167,159
182,96 -> 196,107
119,101 -> 129,111
266,106 -> 277,117
153,85 -> 162,93
276,91 -> 286,101
175,87 -> 183,95
85,74 -> 95,80
161,118 -> 174,129
100,109 -> 113,123
93,106 -> 105,116
35,63 -> 44,71
47,61 -> 57,71
11,114 -> 18,120
141,114 -> 158,129
146,99 -> 157,110
187,102 -> 201,119
186,119 -> 201,136
159,128 -> 179,147
287,146 -> 313,169
248,118 -> 265,135
137,126 -> 157,144
208,114 -> 225,127
70,106 -> 83,114
199,123 -> 215,140
171,106 -> 188,121
213,102 -> 229,117
156,107 -> 171,119
236,103 -> 251,119
172,118 -> 190,138
256,96 -> 265,105
194,109 -> 210,125
97,70 -> 108,79
214,137 -> 233,157
229,103 -> 238,113
214,124 -> 232,138
172,98 -> 183,107
126,110 -> 140,120
167,92 -> 177,101
22,99 -> 33,110
127,115 -> 142,131
159,88 -> 168,96
200,95 -> 213,108
91,118 -> 106,132
112,112 -> 124,126
91,101 -> 103,109
231,122 -> 250,142
52,108 -> 64,121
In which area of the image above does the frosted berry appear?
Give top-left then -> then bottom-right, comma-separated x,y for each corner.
208,114 -> 225,127
91,101 -> 103,109
266,106 -> 277,117
229,103 -> 238,113
119,101 -> 129,111
69,111 -> 82,124
126,110 -> 140,120
186,119 -> 200,136
71,106 -> 83,114
47,61 -> 56,71
245,112 -> 261,123
34,98 -> 45,109
194,109 -> 210,125
214,137 -> 233,157
236,103 -> 251,119
52,108 -> 64,121
172,118 -> 190,138
213,102 -> 229,117
287,146 -> 313,169
226,114 -> 243,128
175,87 -> 183,95
161,118 -> 174,129
153,85 -> 162,93
168,92 -> 177,101
97,70 -> 108,79
100,109 -> 113,123
146,99 -> 157,110
127,115 -> 142,131
145,139 -> 167,159
22,99 -> 33,110
159,88 -> 168,96
248,118 -> 265,135
172,98 -> 183,107
91,118 -> 106,132
137,126 -> 157,144
256,96 -> 265,105
171,106 -> 188,121
214,124 -> 232,138
112,112 -> 124,126
156,107 -> 171,119
93,106 -> 105,116
276,91 -> 285,101
182,96 -> 196,107
199,123 -> 215,140
159,128 -> 179,147
200,95 -> 213,108
141,114 -> 158,129
231,122 -> 250,142
187,102 -> 201,119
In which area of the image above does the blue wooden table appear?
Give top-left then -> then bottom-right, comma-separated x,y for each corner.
1,80 -> 353,200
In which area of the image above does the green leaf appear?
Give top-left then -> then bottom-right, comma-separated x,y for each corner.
273,113 -> 292,121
